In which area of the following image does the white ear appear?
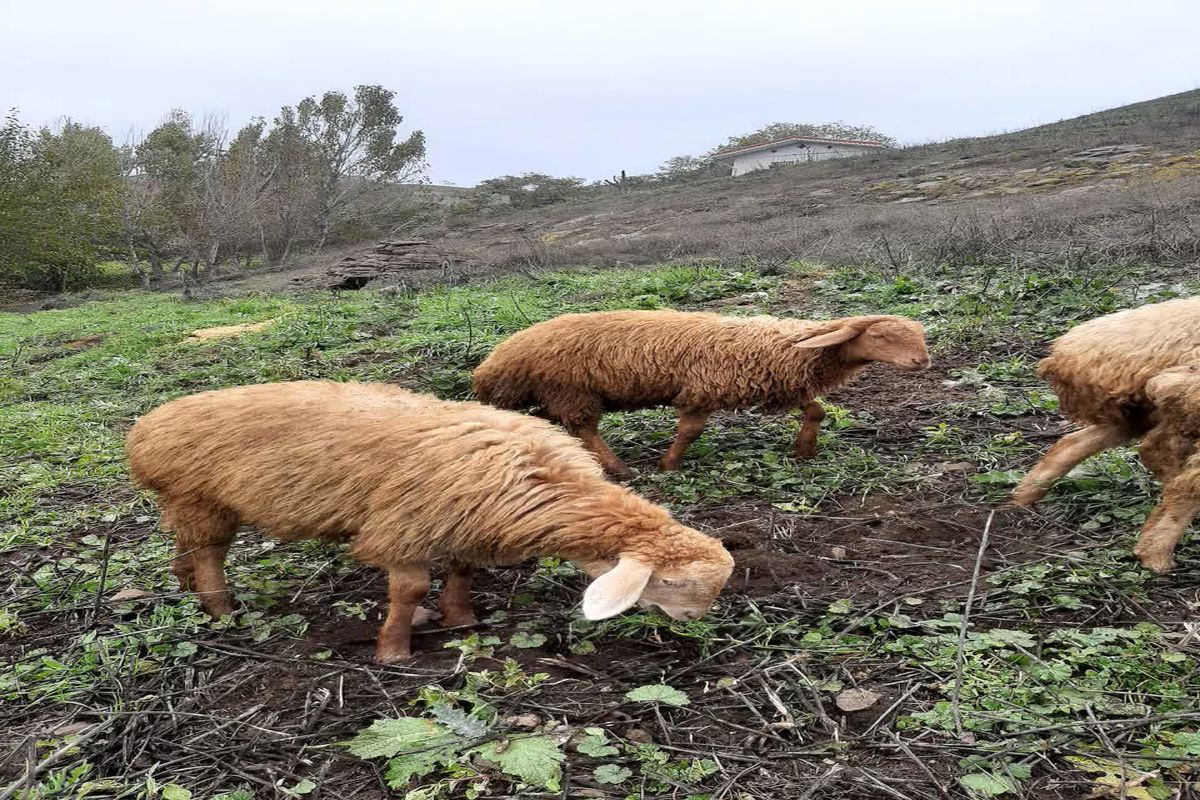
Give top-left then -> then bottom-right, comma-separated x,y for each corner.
792,326 -> 861,348
582,557 -> 653,620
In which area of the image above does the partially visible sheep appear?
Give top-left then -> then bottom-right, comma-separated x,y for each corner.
472,310 -> 930,477
126,381 -> 734,662
1132,364 -> 1200,572
1011,297 -> 1200,508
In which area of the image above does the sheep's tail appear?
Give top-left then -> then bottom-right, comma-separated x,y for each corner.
471,365 -> 532,410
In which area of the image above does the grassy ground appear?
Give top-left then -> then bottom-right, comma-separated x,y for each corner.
2,261 -> 1199,800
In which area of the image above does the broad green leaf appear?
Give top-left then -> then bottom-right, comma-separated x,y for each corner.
161,786 -> 192,800
171,641 -> 198,657
593,764 -> 633,784
827,598 -> 853,614
344,717 -> 460,760
287,780 -> 316,796
959,772 -> 1020,796
472,734 -> 564,790
576,733 -> 619,758
626,684 -> 691,707
385,749 -> 453,789
509,632 -> 547,649
429,704 -> 491,738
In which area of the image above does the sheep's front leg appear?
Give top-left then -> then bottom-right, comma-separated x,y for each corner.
660,410 -> 711,471
1134,467 -> 1200,573
791,400 -> 825,460
376,563 -> 432,664
1011,423 -> 1133,507
438,562 -> 478,627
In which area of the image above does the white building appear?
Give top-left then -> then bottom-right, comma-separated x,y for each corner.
711,136 -> 888,176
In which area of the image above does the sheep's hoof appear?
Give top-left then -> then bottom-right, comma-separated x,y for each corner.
440,611 -> 479,628
657,458 -> 681,472
790,448 -> 817,460
1134,549 -> 1176,574
605,465 -> 635,480
411,607 -> 439,626
375,648 -> 414,665
1009,483 -> 1048,508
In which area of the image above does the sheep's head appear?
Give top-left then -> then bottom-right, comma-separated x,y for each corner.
793,316 -> 930,372
576,535 -> 734,621
1147,364 -> 1200,419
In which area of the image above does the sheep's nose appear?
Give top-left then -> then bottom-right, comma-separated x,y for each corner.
912,358 -> 931,370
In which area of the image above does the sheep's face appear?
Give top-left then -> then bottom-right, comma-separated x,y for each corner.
1147,365 -> 1200,418
844,318 -> 930,371
577,547 -> 734,621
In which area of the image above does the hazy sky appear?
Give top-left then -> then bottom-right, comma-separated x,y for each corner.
3,1 -> 1198,185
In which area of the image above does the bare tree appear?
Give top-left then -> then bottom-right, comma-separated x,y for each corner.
283,85 -> 426,249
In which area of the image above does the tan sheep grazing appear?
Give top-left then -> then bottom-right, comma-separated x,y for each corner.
126,381 -> 734,663
472,310 -> 930,477
1011,296 -> 1200,511
1131,364 -> 1200,572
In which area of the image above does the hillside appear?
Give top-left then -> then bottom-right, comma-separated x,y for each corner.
287,89 -> 1200,292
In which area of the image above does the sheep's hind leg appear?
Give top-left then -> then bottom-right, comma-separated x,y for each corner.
164,499 -> 238,617
438,562 -> 478,627
1134,465 -> 1200,573
1010,423 -> 1133,507
660,410 -> 711,471
791,400 -> 825,460
567,414 -> 633,479
376,563 -> 433,664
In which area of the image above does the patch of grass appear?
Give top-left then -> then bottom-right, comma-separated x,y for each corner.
4,259 -> 1199,799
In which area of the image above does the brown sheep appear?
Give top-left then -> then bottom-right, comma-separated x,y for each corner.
472,309 -> 930,477
1011,297 -> 1200,510
126,381 -> 734,662
1132,364 -> 1200,572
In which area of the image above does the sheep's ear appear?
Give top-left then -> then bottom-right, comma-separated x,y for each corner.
792,325 -> 861,348
582,557 -> 653,620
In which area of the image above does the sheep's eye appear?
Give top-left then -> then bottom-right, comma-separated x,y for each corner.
660,577 -> 679,586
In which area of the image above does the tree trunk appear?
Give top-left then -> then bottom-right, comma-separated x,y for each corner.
259,224 -> 272,267
204,241 -> 220,278
280,233 -> 295,264
128,237 -> 150,288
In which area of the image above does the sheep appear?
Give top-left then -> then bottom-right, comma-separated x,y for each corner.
472,309 -> 930,477
1130,364 -> 1200,572
1011,297 -> 1200,510
126,381 -> 735,663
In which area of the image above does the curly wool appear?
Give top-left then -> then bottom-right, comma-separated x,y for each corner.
1141,366 -> 1200,479
126,381 -> 727,570
473,310 -> 908,421
1039,297 -> 1200,431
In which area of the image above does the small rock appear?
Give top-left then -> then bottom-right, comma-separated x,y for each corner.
915,181 -> 942,190
830,546 -> 848,560
109,588 -> 153,603
503,713 -> 541,730
895,196 -> 925,203
624,727 -> 654,744
835,688 -> 882,713
936,461 -> 975,473
50,721 -> 91,737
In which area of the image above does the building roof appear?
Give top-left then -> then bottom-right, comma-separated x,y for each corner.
710,136 -> 889,162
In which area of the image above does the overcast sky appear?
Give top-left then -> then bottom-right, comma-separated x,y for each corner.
3,1 -> 1198,186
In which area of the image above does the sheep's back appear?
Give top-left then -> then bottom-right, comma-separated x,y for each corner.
127,381 -> 604,559
1040,297 -> 1200,427
475,310 -> 821,410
